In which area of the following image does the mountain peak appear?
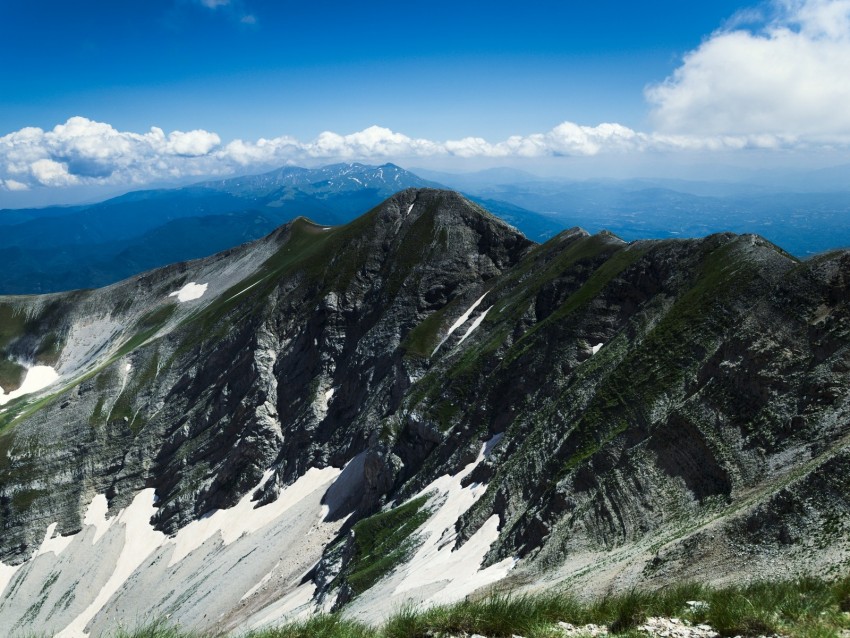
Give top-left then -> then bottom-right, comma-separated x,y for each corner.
375,188 -> 530,238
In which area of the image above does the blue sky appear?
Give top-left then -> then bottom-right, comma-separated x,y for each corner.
2,0 -> 850,204
1,1 -> 744,139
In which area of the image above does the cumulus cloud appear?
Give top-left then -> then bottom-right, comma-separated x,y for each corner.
647,0 -> 850,138
2,179 -> 29,192
0,115 -> 828,192
30,159 -> 78,187
163,129 -> 222,156
0,117 -> 230,189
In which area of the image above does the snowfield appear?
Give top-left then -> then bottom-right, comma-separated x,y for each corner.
431,291 -> 489,356
168,281 -> 208,302
0,439 -> 516,636
0,365 -> 60,406
342,434 -> 516,624
0,466 -> 345,637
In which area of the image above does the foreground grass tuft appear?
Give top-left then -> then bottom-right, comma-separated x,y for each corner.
250,614 -> 374,638
91,575 -> 850,638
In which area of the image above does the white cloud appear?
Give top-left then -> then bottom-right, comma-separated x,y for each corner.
198,0 -> 230,7
2,179 -> 28,191
0,117 -> 229,189
647,0 -> 850,138
166,129 -> 222,156
30,159 -> 78,187
0,114 -> 843,194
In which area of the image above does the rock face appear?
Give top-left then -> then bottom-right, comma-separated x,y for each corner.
0,189 -> 848,635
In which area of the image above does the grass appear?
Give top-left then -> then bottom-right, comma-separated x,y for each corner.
339,495 -> 432,595
67,574 -> 850,638
0,304 -> 28,350
0,357 -> 26,391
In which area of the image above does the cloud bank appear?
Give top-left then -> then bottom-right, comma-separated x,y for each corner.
3,0 -> 849,192
3,117 -> 805,192
647,0 -> 850,140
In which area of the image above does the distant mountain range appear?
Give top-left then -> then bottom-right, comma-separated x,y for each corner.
414,168 -> 850,258
0,163 -> 560,294
2,162 -> 850,295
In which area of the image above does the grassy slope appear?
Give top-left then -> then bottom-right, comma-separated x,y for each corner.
338,495 -> 431,595
60,575 -> 850,638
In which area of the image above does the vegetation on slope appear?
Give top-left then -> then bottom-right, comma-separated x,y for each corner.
337,494 -> 431,595
67,575 -> 850,638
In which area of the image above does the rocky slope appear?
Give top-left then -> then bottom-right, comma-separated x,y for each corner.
0,189 -> 848,636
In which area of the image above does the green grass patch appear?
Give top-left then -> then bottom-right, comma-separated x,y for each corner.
11,488 -> 47,511
0,304 -> 28,350
402,303 -> 452,358
34,332 -> 62,366
0,357 -> 26,391
341,495 -> 431,595
249,614 -> 375,638
89,395 -> 106,427
137,304 -> 177,332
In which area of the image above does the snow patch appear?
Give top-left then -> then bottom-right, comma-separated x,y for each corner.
431,292 -> 488,356
406,204 -> 414,216
0,561 -> 19,597
57,489 -> 165,638
0,365 -> 60,406
36,522 -> 75,558
83,494 -> 112,545
591,342 -> 603,355
312,381 -> 336,419
124,362 -> 132,373
48,466 -> 342,637
456,306 -> 493,346
482,432 -> 504,459
388,435 -> 515,602
167,466 -> 339,566
168,281 -> 208,303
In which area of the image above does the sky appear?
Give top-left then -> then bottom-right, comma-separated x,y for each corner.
2,0 -> 850,206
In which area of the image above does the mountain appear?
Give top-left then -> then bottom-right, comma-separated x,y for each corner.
0,190 -> 848,636
502,183 -> 850,257
0,163 -> 560,295
410,166 -> 543,191
416,170 -> 850,257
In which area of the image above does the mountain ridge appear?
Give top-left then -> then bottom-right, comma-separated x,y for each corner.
0,189 -> 848,635
0,165 -> 560,295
